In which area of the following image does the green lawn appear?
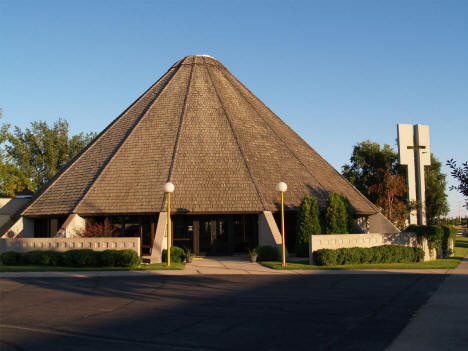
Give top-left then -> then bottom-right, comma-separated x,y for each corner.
0,262 -> 185,272
261,237 -> 468,270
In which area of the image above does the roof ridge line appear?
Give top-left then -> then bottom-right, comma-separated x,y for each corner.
224,71 -> 377,214
72,63 -> 183,213
21,67 -> 178,216
221,69 -> 329,194
160,59 -> 195,212
203,57 -> 267,210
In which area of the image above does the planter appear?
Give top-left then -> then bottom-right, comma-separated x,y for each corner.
186,256 -> 193,263
250,256 -> 258,263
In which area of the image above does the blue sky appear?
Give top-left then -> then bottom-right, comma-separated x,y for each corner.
1,0 -> 467,217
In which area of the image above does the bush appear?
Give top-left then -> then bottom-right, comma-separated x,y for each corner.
100,250 -> 118,266
1,251 -> 21,265
256,245 -> 278,261
441,225 -> 457,257
62,249 -> 100,267
313,245 -> 425,266
114,249 -> 140,267
162,246 -> 186,263
296,195 -> 322,257
405,224 -> 445,257
324,193 -> 349,234
313,249 -> 338,265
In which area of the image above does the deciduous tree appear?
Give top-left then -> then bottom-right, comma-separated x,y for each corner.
446,159 -> 468,207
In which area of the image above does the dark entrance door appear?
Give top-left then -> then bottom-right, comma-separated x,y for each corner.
197,216 -> 229,256
172,214 -> 258,256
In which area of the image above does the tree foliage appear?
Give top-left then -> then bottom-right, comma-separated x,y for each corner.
0,117 -> 95,196
342,140 -> 399,204
425,154 -> 449,224
368,164 -> 410,229
295,195 -> 321,256
446,159 -> 468,208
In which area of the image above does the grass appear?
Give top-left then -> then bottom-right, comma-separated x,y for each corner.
0,262 -> 185,272
261,237 -> 468,271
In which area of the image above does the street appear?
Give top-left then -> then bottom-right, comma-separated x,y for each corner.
0,273 -> 446,351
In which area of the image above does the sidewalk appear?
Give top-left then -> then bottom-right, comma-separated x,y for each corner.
0,256 -> 457,278
386,255 -> 468,351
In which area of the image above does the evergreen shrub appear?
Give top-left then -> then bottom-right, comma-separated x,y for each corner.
1,251 -> 21,265
0,249 -> 140,267
295,195 -> 321,257
114,249 -> 140,267
256,245 -> 278,261
313,245 -> 424,266
62,249 -> 99,267
325,193 -> 349,234
162,246 -> 186,263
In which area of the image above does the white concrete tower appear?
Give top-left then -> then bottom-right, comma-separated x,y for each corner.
397,124 -> 431,225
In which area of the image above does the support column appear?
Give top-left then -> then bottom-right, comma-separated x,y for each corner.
150,212 -> 167,263
258,211 -> 289,259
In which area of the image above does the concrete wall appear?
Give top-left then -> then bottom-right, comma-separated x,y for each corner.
0,237 -> 140,256
1,217 -> 34,238
309,232 -> 435,264
258,211 -> 289,259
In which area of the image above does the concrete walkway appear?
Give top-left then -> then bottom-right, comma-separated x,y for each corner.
0,256 -> 457,278
386,255 -> 468,351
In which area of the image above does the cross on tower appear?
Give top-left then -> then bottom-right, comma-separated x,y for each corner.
397,124 -> 431,225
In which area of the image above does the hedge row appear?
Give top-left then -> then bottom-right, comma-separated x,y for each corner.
406,224 -> 456,257
0,249 -> 141,267
313,245 -> 425,266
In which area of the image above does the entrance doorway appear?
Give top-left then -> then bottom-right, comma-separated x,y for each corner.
172,214 -> 258,256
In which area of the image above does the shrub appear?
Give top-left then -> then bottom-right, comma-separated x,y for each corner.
441,225 -> 457,257
62,249 -> 99,267
313,245 -> 425,266
313,249 -> 338,266
256,245 -> 278,261
324,193 -> 349,234
1,251 -> 21,265
114,249 -> 140,267
405,224 -> 444,257
339,195 -> 355,233
162,246 -> 186,263
25,251 -> 51,265
100,250 -> 118,266
296,195 -> 322,256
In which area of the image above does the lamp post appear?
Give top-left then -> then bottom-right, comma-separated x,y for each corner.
163,182 -> 175,267
275,181 -> 287,266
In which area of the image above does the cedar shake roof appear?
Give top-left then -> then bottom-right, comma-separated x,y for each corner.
23,55 -> 378,216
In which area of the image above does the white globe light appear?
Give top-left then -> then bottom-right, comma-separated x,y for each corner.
163,182 -> 175,193
275,181 -> 287,192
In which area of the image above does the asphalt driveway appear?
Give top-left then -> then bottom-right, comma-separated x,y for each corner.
0,273 -> 446,351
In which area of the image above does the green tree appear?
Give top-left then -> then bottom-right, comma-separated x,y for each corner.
425,154 -> 449,224
3,118 -> 96,194
324,193 -> 348,234
295,195 -> 321,256
446,159 -> 468,208
342,140 -> 399,204
339,194 -> 355,233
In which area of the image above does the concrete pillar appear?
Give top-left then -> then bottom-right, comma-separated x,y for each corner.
150,212 -> 167,263
56,214 -> 86,238
258,211 -> 289,259
0,216 -> 34,238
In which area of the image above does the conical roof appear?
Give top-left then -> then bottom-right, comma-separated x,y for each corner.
23,55 -> 377,216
